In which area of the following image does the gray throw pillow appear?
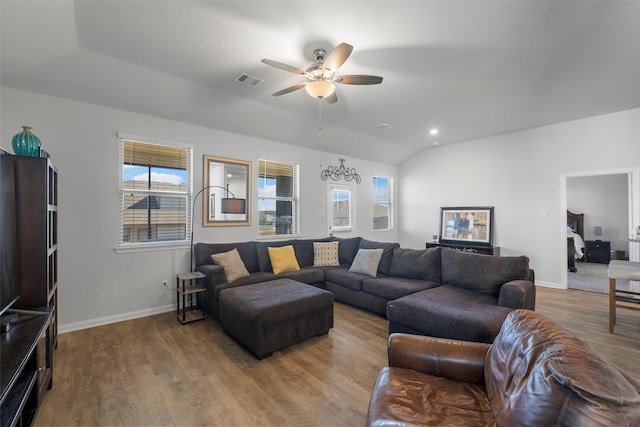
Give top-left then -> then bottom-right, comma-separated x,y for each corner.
349,248 -> 384,277
211,248 -> 250,282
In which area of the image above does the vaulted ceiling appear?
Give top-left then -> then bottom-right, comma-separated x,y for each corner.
2,1 -> 640,165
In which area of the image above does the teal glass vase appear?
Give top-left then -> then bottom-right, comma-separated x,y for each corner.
12,125 -> 41,157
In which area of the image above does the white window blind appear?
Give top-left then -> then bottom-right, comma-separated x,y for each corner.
258,159 -> 299,236
373,176 -> 392,230
118,139 -> 192,247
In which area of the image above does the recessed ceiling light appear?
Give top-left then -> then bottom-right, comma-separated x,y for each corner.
376,123 -> 393,130
429,128 -> 439,135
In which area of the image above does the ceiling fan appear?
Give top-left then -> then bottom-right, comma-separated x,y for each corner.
261,42 -> 383,104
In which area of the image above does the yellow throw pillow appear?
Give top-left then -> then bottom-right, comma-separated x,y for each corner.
268,245 -> 300,275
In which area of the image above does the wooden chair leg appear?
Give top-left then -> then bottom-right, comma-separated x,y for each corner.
609,277 -> 616,333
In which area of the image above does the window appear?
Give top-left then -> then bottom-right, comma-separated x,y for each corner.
373,176 -> 391,230
119,138 -> 191,248
329,185 -> 354,233
258,159 -> 299,236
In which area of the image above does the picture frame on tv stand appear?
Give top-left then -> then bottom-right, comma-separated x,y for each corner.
439,206 -> 494,246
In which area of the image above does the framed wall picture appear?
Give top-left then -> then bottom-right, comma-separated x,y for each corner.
439,206 -> 494,246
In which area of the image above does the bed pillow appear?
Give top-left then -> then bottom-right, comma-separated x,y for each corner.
349,248 -> 384,277
211,248 -> 250,282
313,241 -> 340,267
268,245 -> 301,274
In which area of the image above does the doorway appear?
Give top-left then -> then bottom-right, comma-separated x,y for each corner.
561,168 -> 640,290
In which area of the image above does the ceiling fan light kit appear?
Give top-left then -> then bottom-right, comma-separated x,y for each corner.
261,42 -> 383,104
305,81 -> 335,99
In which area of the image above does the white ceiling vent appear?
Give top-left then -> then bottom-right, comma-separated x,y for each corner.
235,73 -> 264,88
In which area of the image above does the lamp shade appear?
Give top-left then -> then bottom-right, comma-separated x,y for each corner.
305,81 -> 335,99
221,198 -> 246,214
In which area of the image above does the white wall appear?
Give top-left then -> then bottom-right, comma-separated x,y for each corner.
1,87 -> 398,331
399,108 -> 640,288
567,174 -> 629,256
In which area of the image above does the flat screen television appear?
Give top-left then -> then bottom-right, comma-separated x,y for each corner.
0,152 -> 20,322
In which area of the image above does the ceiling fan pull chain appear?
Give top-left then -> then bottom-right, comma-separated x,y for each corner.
318,99 -> 323,131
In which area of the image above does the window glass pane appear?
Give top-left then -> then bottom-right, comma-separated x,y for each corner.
332,189 -> 351,228
120,139 -> 190,246
258,159 -> 298,236
372,176 -> 391,230
373,204 -> 390,230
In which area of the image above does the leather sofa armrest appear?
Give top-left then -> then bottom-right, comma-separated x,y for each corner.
498,279 -> 536,310
196,264 -> 226,288
387,333 -> 490,384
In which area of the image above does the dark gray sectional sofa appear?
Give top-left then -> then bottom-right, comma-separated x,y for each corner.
194,236 -> 536,343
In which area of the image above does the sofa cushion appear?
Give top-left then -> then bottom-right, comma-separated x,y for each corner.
293,237 -> 335,267
194,241 -> 259,273
257,240 -> 294,272
280,267 -> 326,285
362,277 -> 440,300
210,248 -> 250,282
268,245 -> 300,274
441,249 -> 530,297
326,267 -> 376,292
313,241 -> 340,267
388,247 -> 441,282
387,285 -> 512,343
359,240 -> 400,275
336,236 -> 363,265
367,367 -> 494,427
350,249 -> 384,277
486,309 -> 640,427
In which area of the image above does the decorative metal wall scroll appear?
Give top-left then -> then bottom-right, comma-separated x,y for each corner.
320,158 -> 361,183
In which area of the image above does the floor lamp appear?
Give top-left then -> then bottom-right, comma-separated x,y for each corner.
189,185 -> 246,271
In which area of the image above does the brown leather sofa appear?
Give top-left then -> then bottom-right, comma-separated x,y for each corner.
367,309 -> 640,426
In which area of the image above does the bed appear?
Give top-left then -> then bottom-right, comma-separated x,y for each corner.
567,210 -> 585,272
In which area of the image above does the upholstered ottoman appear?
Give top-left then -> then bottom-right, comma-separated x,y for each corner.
219,278 -> 334,359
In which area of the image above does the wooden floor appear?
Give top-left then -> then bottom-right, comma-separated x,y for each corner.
35,286 -> 640,427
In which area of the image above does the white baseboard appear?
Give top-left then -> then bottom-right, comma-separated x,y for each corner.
59,304 -> 175,334
535,280 -> 565,289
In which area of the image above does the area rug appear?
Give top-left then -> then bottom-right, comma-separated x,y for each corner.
568,262 -> 630,294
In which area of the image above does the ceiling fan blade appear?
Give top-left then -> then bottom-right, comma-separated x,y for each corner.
336,75 -> 383,85
322,42 -> 353,73
271,83 -> 307,96
325,92 -> 338,104
261,58 -> 307,75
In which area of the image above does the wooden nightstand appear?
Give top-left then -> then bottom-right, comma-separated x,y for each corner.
176,271 -> 207,324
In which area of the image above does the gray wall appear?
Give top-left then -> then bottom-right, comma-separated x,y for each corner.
1,87 -> 398,331
398,107 -> 640,289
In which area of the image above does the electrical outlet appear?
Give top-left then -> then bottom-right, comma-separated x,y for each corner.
161,279 -> 168,288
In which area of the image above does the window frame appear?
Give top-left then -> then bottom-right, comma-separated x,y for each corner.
372,176 -> 392,232
257,158 -> 300,238
115,133 -> 193,253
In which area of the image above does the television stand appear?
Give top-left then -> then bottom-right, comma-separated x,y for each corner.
0,307 -> 53,427
0,313 -> 19,333
426,241 -> 500,256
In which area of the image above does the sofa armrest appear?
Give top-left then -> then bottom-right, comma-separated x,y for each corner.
498,279 -> 536,310
387,333 -> 490,384
196,264 -> 226,288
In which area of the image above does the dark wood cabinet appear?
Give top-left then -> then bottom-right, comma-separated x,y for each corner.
0,155 -> 58,424
0,309 -> 52,427
426,241 -> 500,256
586,240 -> 611,264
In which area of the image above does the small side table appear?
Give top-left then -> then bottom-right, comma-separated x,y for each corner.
176,271 -> 207,324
